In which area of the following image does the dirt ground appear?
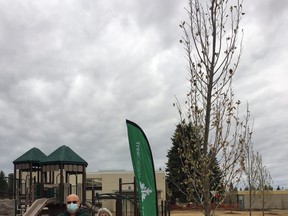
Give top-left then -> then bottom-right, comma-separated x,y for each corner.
171,209 -> 288,216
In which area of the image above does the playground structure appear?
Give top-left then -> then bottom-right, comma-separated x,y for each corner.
13,145 -> 89,216
11,146 -> 169,216
89,177 -> 169,216
12,145 -> 163,216
90,178 -> 138,216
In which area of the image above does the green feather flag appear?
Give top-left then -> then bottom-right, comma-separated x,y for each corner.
126,120 -> 158,216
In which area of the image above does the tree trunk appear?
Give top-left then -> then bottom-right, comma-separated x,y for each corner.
249,185 -> 252,216
203,165 -> 211,216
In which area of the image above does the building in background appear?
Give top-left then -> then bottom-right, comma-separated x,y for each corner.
86,170 -> 166,215
236,190 -> 288,210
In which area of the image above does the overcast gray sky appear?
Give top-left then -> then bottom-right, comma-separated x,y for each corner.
0,0 -> 287,189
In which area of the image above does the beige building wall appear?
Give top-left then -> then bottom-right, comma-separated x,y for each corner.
86,170 -> 166,213
237,190 -> 288,210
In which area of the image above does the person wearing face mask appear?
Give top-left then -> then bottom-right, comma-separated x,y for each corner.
57,194 -> 90,216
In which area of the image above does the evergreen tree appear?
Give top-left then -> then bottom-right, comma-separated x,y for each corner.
209,151 -> 224,198
8,173 -> 14,198
166,122 -> 224,204
166,123 -> 192,203
0,170 -> 8,198
209,152 -> 222,191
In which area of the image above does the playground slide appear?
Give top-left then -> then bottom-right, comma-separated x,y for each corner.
23,197 -> 57,216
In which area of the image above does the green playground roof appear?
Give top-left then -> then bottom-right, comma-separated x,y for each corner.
40,145 -> 88,166
13,147 -> 47,164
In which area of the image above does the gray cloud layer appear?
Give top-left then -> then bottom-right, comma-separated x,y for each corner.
0,0 -> 287,188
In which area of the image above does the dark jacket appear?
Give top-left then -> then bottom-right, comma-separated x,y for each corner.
57,207 -> 91,216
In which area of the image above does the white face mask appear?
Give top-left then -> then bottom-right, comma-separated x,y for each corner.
67,203 -> 79,213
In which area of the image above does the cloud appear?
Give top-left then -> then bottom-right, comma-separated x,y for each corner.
0,0 -> 287,189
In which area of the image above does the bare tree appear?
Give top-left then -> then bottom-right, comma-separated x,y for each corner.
175,0 -> 251,215
243,127 -> 258,216
255,152 -> 273,216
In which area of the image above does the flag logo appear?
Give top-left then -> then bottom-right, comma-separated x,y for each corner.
140,182 -> 152,201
